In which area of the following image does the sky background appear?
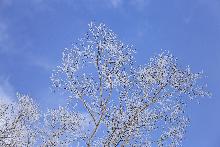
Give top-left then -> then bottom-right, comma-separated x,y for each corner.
0,0 -> 219,146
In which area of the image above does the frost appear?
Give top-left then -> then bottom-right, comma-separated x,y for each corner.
0,22 -> 210,147
50,22 -> 210,146
0,94 -> 39,146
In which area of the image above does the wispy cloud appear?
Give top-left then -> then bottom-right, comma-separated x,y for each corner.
129,0 -> 151,11
0,20 -> 53,71
0,76 -> 15,103
26,52 -> 55,71
0,21 -> 12,54
109,0 -> 123,8
107,0 -> 151,10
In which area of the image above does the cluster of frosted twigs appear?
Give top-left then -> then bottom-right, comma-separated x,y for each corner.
0,22 -> 210,147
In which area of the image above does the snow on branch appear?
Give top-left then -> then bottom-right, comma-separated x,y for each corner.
0,22 -> 210,147
50,22 -> 210,146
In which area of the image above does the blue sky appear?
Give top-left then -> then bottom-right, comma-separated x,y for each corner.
0,0 -> 219,146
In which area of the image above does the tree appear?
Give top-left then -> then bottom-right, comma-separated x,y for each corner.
0,94 -> 39,146
50,22 -> 210,146
0,22 -> 210,147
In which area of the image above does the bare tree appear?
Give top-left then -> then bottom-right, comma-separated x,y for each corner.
39,106 -> 87,146
50,22 -> 210,147
0,22 -> 210,146
0,94 -> 39,146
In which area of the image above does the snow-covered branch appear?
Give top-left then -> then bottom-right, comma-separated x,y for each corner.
0,22 -> 210,147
